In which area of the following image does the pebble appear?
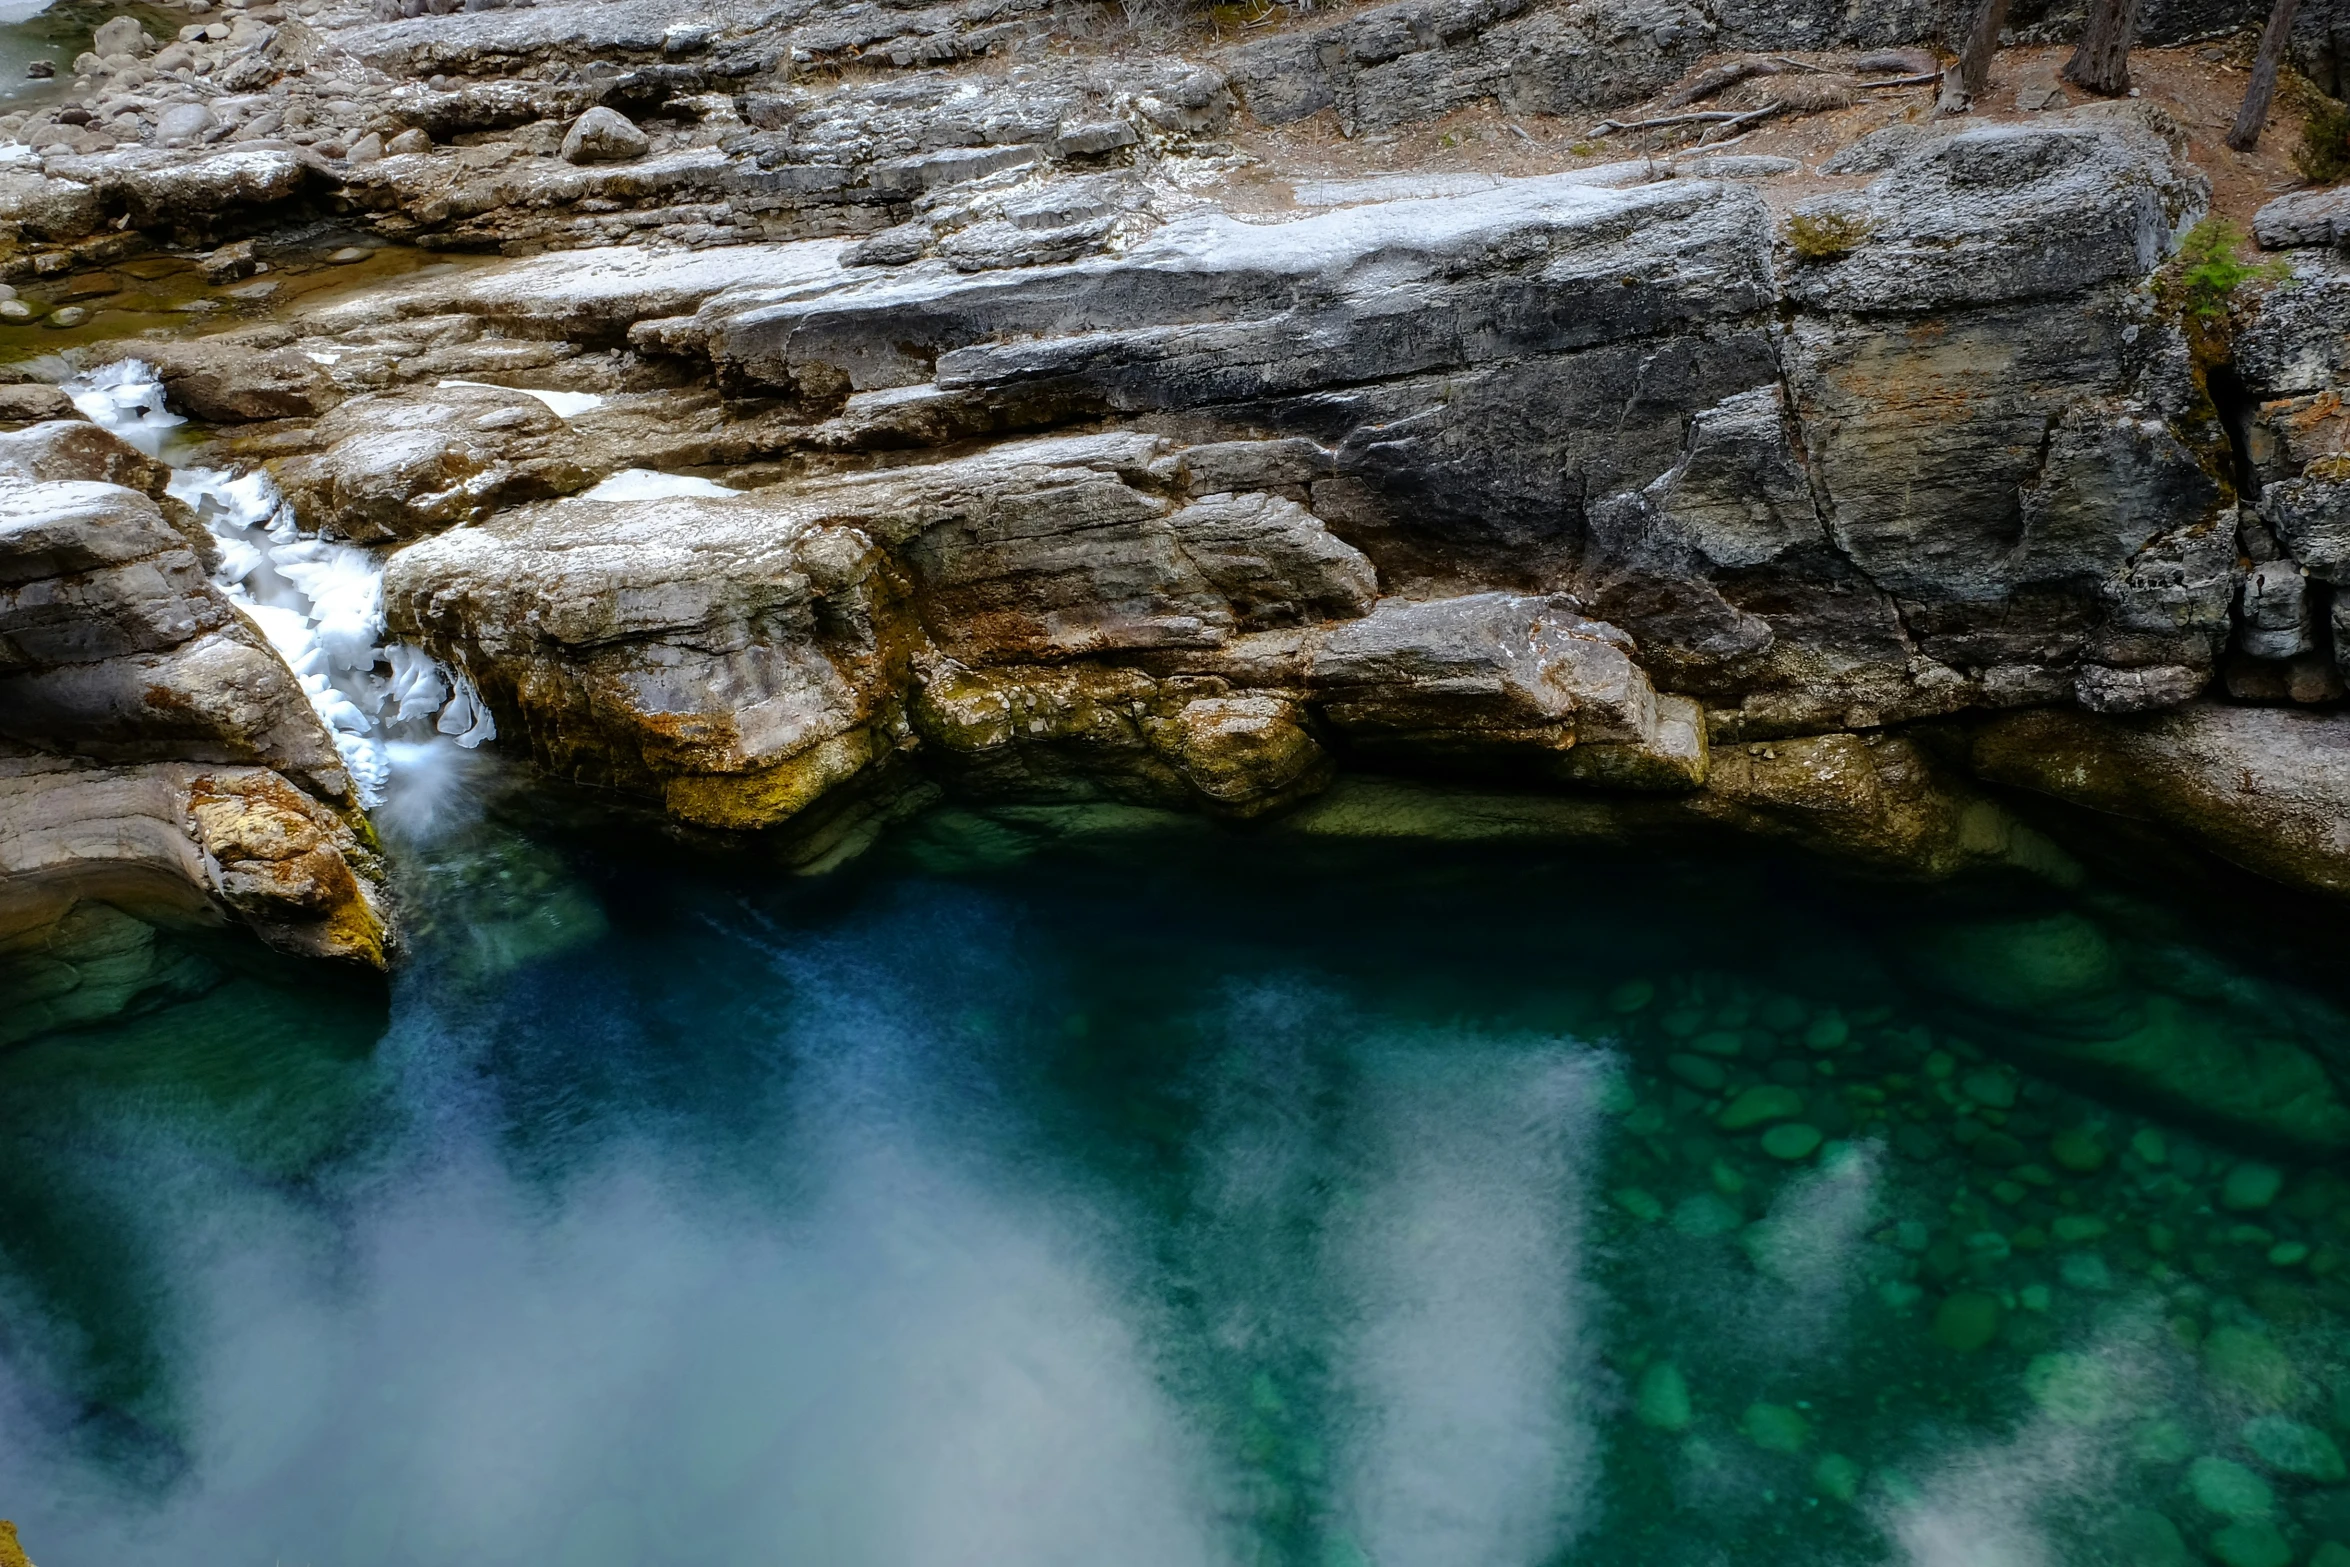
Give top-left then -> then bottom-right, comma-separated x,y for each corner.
1961,1069 -> 2017,1109
1802,1011 -> 1849,1051
2211,1521 -> 2292,1567
1690,1029 -> 1744,1058
1761,1123 -> 1823,1161
2131,1127 -> 2168,1164
1931,1291 -> 2002,1352
1760,995 -> 1807,1031
2134,1418 -> 2197,1465
2269,1241 -> 2309,1268
2025,1352 -> 2118,1424
43,305 -> 87,327
0,299 -> 34,322
2110,1508 -> 2189,1567
1607,980 -> 1655,1012
2239,1415 -> 2346,1482
2051,1214 -> 2108,1244
2222,1162 -> 2283,1212
2057,1252 -> 2112,1291
2050,1127 -> 2107,1171
1718,1085 -> 1804,1131
1971,1131 -> 2028,1167
1811,1453 -> 1861,1501
1741,1401 -> 1809,1454
1614,1187 -> 1664,1222
1668,1054 -> 1726,1093
1634,1361 -> 1693,1431
1671,1194 -> 1741,1239
2204,1328 -> 2298,1409
2188,1456 -> 2277,1521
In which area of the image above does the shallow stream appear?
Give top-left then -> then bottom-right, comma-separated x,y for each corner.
6,776 -> 2350,1567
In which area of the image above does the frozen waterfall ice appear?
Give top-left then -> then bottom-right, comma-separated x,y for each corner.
68,360 -> 495,808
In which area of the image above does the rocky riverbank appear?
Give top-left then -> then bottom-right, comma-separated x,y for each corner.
0,0 -> 2347,1065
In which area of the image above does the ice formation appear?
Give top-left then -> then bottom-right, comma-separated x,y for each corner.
580,468 -> 739,502
435,379 -> 606,418
68,360 -> 494,808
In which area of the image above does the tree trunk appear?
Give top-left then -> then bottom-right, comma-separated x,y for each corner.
2062,0 -> 2141,95
2228,0 -> 2304,152
1938,0 -> 2010,113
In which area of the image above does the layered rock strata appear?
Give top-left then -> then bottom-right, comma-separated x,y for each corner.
239,116 -> 2210,870
0,421 -> 390,992
0,0 -> 2345,963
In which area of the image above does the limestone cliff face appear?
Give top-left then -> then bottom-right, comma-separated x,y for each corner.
0,0 -> 2348,969
15,98 -> 2314,907
309,115 -> 2229,864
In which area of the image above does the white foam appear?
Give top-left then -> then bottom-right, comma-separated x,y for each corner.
66,360 -> 186,456
437,379 -> 606,419
581,468 -> 739,502
1328,1042 -> 1605,1567
68,359 -> 497,810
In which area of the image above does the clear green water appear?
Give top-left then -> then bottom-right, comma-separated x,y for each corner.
5,784 -> 2350,1567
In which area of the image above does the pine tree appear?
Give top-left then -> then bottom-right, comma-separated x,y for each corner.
2227,0 -> 2304,152
2062,0 -> 2141,95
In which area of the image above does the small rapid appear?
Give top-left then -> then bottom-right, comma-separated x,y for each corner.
63,359 -> 493,809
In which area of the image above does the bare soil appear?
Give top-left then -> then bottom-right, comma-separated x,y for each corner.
1212,37 -> 2333,234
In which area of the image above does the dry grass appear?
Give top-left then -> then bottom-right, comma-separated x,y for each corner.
1785,211 -> 1873,262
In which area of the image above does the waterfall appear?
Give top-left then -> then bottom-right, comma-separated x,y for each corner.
64,361 -> 494,809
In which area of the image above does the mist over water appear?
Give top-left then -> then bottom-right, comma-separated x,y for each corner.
4,813 -> 2350,1565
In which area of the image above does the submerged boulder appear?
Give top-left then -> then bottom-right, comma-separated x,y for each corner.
1897,907 -> 2350,1151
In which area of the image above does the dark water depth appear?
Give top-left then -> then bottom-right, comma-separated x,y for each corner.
5,790 -> 2350,1567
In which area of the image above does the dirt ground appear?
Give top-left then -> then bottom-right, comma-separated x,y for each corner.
1209,31 -> 2331,232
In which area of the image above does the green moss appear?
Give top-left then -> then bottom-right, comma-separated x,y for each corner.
2162,219 -> 2292,323
1785,211 -> 1873,263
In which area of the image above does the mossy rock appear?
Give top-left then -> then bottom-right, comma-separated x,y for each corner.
2204,1328 -> 2303,1410
1900,912 -> 2126,1022
1932,1291 -> 2002,1352
2189,1456 -> 2277,1521
1742,1401 -> 1810,1453
1635,1362 -> 1694,1432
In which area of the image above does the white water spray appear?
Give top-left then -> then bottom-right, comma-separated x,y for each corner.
1327,1042 -> 1607,1567
67,360 -> 494,809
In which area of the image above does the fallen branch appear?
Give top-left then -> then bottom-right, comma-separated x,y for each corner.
1765,55 -> 1834,74
1861,71 -> 1944,88
1662,59 -> 1783,107
1589,102 -> 1785,138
